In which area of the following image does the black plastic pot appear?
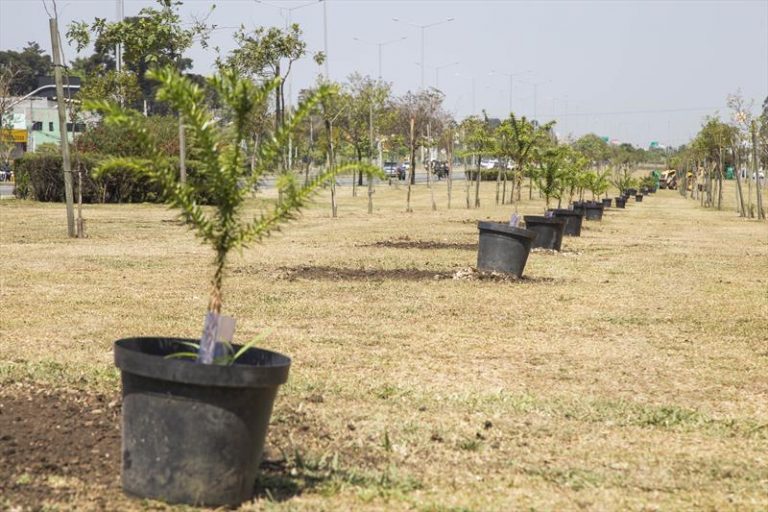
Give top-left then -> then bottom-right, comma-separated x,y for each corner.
548,208 -> 583,236
477,221 -> 537,277
571,201 -> 586,216
115,337 -> 291,507
601,198 -> 612,208
584,203 -> 604,220
626,188 -> 637,196
615,196 -> 627,208
523,215 -> 566,251
635,194 -> 643,202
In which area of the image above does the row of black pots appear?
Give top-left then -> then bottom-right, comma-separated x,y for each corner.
477,189 -> 644,277
116,186 -> 654,507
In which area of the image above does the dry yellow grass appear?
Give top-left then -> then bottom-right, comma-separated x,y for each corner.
1,178 -> 767,511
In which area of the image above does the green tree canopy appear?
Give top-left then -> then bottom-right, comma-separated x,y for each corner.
0,42 -> 53,95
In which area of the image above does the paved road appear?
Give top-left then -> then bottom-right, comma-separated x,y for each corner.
0,168 -> 471,198
0,183 -> 14,199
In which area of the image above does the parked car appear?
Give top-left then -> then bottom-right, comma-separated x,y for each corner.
479,158 -> 499,169
382,161 -> 399,178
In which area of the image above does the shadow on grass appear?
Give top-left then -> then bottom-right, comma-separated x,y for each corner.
253,458 -> 330,502
262,265 -> 559,284
365,239 -> 477,251
271,265 -> 455,281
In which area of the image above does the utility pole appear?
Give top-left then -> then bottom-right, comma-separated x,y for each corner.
49,18 -> 75,237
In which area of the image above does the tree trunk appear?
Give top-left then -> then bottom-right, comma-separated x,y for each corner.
447,137 -> 453,209
501,166 -> 507,205
325,119 -> 337,218
474,155 -> 481,208
50,18 -> 75,237
734,143 -> 746,217
406,118 -> 415,212
527,174 -> 532,200
179,115 -> 186,184
352,147 -> 361,197
465,155 -> 471,209
753,121 -> 765,220
495,168 -> 501,205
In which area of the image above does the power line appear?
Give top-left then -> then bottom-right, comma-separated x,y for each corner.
536,106 -> 728,118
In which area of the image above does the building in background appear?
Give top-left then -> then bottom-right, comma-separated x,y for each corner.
1,76 -> 84,158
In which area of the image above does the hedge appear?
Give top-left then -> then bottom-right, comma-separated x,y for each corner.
12,153 -> 216,204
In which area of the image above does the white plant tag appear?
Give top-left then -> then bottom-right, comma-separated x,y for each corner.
198,312 -> 220,364
509,213 -> 520,227
212,315 -> 236,360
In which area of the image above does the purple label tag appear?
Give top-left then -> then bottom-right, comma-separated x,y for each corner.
509,213 -> 519,227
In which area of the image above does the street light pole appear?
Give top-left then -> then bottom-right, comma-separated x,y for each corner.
489,69 -> 530,115
526,80 -> 550,121
434,61 -> 458,90
323,0 -> 329,79
392,16 -> 454,90
453,72 -> 476,115
353,36 -> 407,80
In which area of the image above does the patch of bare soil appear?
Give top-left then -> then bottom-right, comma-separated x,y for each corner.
364,236 -> 476,251
0,385 -> 335,509
451,267 -> 557,283
0,384 -> 122,509
530,247 -> 582,256
270,265 -> 455,282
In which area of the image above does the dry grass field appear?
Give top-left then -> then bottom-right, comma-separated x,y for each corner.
1,178 -> 767,511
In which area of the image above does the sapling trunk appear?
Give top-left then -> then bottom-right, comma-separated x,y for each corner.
734,144 -> 745,216
208,252 -> 226,315
474,155 -> 481,208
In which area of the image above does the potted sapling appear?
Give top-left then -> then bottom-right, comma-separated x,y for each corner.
611,167 -> 636,208
524,144 -> 567,250
90,68 -> 375,507
583,169 -> 610,220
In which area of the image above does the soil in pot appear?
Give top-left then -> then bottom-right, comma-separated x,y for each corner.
523,216 -> 567,251
477,221 -> 537,277
615,196 -> 627,208
548,208 -> 583,236
635,194 -> 644,202
115,337 -> 291,507
584,203 -> 604,220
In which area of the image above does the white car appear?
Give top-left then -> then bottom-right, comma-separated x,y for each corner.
480,159 -> 498,169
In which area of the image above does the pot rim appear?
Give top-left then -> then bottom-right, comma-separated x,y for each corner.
477,221 -> 538,240
115,337 -> 291,388
548,209 -> 583,217
523,215 -> 567,225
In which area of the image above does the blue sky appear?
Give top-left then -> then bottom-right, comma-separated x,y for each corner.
2,0 -> 766,147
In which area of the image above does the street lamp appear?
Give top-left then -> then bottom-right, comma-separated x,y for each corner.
489,69 -> 530,114
392,16 -> 454,90
352,36 -> 407,80
524,79 -> 551,120
434,61 -> 459,90
453,72 -> 476,114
